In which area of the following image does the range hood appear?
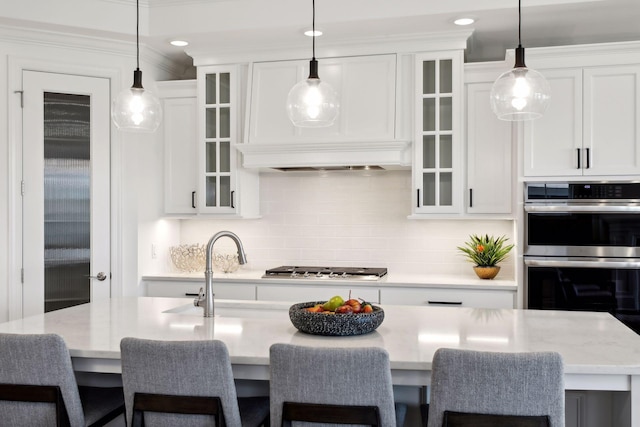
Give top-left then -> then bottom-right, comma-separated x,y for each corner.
241,54 -> 412,171
235,140 -> 412,171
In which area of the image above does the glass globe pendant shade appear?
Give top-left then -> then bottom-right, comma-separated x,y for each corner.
490,46 -> 551,121
286,60 -> 339,128
112,70 -> 162,132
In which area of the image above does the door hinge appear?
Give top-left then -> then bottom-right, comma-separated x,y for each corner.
20,180 -> 25,196
14,90 -> 23,108
20,268 -> 24,284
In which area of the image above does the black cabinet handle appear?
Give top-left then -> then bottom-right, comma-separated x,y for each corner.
416,189 -> 420,208
577,148 -> 581,169
427,300 -> 463,305
185,293 -> 199,297
586,148 -> 590,169
469,188 -> 473,208
191,191 -> 196,209
231,191 -> 235,209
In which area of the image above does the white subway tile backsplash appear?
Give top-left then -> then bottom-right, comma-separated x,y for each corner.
177,171 -> 515,277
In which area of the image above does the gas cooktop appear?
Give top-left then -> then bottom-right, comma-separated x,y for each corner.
262,266 -> 388,281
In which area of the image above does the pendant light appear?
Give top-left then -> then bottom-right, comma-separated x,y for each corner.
286,0 -> 339,127
490,0 -> 550,121
111,0 -> 162,132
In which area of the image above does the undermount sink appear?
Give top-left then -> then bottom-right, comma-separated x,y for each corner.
162,300 -> 289,319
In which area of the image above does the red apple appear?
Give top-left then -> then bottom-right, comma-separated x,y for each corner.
345,298 -> 362,313
335,304 -> 354,314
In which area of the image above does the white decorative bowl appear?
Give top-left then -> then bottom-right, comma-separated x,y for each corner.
213,252 -> 240,273
169,244 -> 206,273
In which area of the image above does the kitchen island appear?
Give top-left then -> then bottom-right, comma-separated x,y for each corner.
0,297 -> 639,426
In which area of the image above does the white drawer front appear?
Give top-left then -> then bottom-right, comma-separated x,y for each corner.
380,288 -> 514,309
256,285 -> 380,304
145,281 -> 256,300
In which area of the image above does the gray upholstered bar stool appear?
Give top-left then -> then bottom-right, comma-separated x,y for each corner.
0,333 -> 125,427
426,348 -> 565,427
120,337 -> 269,427
269,343 -> 407,427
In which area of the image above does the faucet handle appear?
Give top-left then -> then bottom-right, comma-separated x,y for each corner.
194,287 -> 205,307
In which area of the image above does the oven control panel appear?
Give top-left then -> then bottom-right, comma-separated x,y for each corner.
526,182 -> 640,201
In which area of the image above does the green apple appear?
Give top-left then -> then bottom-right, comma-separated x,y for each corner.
322,295 -> 344,311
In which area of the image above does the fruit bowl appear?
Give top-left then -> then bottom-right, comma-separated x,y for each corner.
289,301 -> 384,336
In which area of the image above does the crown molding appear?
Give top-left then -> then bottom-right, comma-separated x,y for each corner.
187,29 -> 473,66
0,23 -> 184,76
505,40 -> 640,69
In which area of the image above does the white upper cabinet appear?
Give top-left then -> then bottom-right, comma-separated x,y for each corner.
198,65 -> 260,217
247,54 -> 397,144
158,80 -> 198,215
524,65 -> 640,177
159,69 -> 259,218
412,50 -> 464,215
465,82 -> 513,215
583,65 -> 640,176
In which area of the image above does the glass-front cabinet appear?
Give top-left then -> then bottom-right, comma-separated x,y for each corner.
412,51 -> 463,214
196,65 -> 260,217
198,66 -> 237,214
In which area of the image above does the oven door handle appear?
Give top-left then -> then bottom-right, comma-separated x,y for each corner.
524,258 -> 640,269
525,204 -> 640,213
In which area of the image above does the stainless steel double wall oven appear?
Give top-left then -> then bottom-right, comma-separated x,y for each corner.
524,182 -> 640,333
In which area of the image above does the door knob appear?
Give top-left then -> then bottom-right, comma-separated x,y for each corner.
87,272 -> 107,281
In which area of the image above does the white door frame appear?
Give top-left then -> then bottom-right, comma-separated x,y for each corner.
8,56 -> 124,320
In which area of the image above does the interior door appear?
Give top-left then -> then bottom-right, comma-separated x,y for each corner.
22,71 -> 111,317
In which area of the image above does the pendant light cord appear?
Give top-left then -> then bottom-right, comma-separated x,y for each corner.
307,0 -> 319,79
136,0 -> 140,70
518,0 -> 522,48
312,0 -> 316,60
513,0 -> 526,67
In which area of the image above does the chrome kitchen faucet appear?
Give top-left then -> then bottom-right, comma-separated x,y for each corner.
194,231 -> 247,317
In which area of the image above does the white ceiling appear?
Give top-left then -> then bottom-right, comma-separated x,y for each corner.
2,0 -> 640,70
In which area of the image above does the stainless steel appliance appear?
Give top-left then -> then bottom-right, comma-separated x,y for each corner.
263,266 -> 388,281
524,182 -> 640,333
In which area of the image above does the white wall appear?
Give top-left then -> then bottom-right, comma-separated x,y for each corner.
0,24 -> 183,320
142,170 -> 515,282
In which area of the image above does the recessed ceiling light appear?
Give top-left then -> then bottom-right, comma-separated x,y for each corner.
304,30 -> 323,37
454,18 -> 475,26
170,40 -> 189,47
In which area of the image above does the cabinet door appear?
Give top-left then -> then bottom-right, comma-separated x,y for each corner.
584,65 -> 640,176
145,280 -> 256,300
380,287 -> 515,309
198,66 -> 238,214
413,51 -> 463,214
523,68 -> 583,177
466,82 -> 513,214
247,55 -> 396,144
161,88 -> 198,214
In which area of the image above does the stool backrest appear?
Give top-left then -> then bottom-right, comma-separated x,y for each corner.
269,343 -> 397,427
427,348 -> 565,427
120,338 -> 242,427
0,333 -> 85,427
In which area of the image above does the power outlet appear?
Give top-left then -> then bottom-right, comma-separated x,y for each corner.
151,244 -> 158,259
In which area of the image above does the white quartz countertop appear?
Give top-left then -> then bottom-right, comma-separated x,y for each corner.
142,270 -> 517,291
0,297 -> 638,379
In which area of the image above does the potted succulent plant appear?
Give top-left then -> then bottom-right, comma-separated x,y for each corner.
457,234 -> 515,279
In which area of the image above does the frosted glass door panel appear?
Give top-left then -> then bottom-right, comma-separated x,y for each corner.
44,92 -> 90,312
